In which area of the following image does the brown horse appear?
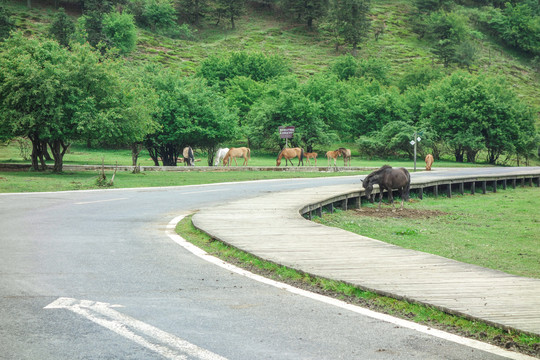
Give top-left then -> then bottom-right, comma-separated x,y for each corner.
338,148 -> 351,166
326,149 -> 342,167
362,165 -> 411,211
304,152 -> 318,166
183,146 -> 194,166
276,147 -> 304,166
425,154 -> 434,171
223,147 -> 250,166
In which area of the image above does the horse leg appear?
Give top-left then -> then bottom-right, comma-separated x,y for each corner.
400,189 -> 404,210
389,191 -> 396,212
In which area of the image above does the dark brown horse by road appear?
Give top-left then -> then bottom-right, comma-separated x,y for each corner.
276,147 -> 304,166
362,165 -> 411,211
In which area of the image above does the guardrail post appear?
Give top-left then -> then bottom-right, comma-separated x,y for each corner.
512,179 -> 516,189
521,178 -> 525,187
328,202 -> 334,213
503,179 -> 507,190
418,187 -> 423,200
434,185 -> 438,198
316,206 -> 322,218
342,197 -> 348,211
447,184 -> 452,198
493,180 -> 497,193
459,183 -> 464,195
482,181 -> 487,194
471,182 -> 476,195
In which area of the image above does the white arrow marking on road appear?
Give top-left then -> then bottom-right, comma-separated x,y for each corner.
45,297 -> 228,360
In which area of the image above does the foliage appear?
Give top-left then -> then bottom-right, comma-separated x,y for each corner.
282,0 -> 328,29
102,11 -> 137,55
197,51 -> 290,88
129,0 -> 178,31
396,63 -> 445,92
0,33 -> 155,172
424,10 -> 472,67
420,72 -> 538,163
330,55 -> 390,83
245,76 -> 335,151
0,4 -> 14,41
144,72 -> 238,166
177,0 -> 208,26
481,2 -> 540,55
48,8 -> 75,47
324,0 -> 371,53
214,0 -> 245,29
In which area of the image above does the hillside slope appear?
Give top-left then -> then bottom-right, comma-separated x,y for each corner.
4,0 -> 540,119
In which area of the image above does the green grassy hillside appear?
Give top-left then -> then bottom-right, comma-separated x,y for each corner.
3,0 -> 539,119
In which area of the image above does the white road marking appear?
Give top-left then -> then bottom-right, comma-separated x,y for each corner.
74,198 -> 128,205
45,297 -> 228,360
167,214 -> 537,360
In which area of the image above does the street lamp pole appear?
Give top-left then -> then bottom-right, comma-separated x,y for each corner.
413,130 -> 417,172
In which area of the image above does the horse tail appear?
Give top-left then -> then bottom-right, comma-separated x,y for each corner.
300,148 -> 304,163
247,148 -> 251,159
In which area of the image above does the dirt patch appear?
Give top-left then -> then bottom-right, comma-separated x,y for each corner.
352,207 -> 449,219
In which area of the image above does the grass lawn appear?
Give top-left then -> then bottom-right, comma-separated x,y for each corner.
314,187 -> 540,279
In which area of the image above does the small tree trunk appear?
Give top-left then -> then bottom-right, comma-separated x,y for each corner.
131,142 -> 143,167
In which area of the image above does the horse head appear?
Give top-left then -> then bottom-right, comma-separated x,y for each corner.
362,178 -> 375,202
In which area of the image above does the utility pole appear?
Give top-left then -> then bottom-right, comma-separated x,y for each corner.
413,130 -> 417,172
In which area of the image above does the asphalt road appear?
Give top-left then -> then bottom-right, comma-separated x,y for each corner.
0,172 -> 525,360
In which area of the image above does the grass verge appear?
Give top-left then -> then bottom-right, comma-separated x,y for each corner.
176,214 -> 540,357
0,170 -> 367,193
315,187 -> 540,279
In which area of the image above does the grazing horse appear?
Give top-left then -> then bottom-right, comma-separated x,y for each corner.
362,165 -> 411,211
326,149 -> 342,167
183,146 -> 194,166
223,147 -> 250,166
215,147 -> 229,166
304,152 -> 318,166
425,154 -> 434,171
339,148 -> 351,166
276,147 -> 304,166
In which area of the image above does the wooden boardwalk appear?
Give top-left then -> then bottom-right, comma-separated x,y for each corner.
192,168 -> 540,336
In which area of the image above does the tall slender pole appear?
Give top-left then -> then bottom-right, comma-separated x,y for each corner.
413,130 -> 417,172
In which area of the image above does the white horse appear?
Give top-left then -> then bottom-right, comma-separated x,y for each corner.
214,147 -> 229,166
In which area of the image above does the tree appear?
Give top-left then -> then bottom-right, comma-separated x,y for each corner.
197,52 -> 289,89
325,0 -> 370,54
425,10 -> 471,67
0,33 -> 154,171
0,4 -> 15,41
214,0 -> 245,29
282,0 -> 328,29
246,76 -> 334,152
48,8 -> 75,47
177,0 -> 207,26
102,11 -> 137,54
420,72 -> 537,164
144,73 -> 238,166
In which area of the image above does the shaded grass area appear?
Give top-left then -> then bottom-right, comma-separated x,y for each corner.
176,215 -> 540,356
315,187 -> 540,278
1,141 -> 498,168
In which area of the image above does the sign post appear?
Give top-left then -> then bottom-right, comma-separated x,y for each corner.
279,126 -> 295,148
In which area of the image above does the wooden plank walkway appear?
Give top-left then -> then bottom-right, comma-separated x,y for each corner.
192,168 -> 540,336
